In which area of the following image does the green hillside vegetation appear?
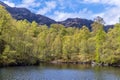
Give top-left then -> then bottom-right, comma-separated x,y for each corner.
0,5 -> 120,66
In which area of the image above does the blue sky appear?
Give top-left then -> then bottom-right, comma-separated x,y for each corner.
1,0 -> 120,24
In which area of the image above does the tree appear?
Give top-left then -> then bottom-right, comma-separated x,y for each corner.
51,35 -> 62,59
94,16 -> 105,25
95,25 -> 106,63
102,23 -> 120,64
91,16 -> 105,35
0,5 -> 13,54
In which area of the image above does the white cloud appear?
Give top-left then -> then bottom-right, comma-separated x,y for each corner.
22,0 -> 35,4
37,1 -> 56,15
72,0 -> 120,24
82,0 -> 120,7
3,1 -> 15,7
17,0 -> 40,8
49,8 -> 93,21
45,0 -> 120,24
83,0 -> 100,3
93,6 -> 120,25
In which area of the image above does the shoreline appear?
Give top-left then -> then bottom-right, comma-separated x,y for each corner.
48,60 -> 120,67
0,60 -> 120,67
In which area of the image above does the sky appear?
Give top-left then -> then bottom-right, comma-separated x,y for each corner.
0,0 -> 120,25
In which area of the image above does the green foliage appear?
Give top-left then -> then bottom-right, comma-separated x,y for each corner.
0,6 -> 120,66
95,26 -> 106,63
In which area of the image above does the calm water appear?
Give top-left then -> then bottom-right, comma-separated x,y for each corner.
0,64 -> 120,80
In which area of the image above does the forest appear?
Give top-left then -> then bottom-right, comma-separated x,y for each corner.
0,5 -> 120,66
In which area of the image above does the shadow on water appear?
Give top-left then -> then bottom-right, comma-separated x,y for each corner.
0,63 -> 120,80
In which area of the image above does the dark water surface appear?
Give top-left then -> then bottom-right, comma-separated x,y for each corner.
0,64 -> 120,80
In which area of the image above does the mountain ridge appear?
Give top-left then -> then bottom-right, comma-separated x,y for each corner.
0,1 -> 56,26
0,1 -> 113,30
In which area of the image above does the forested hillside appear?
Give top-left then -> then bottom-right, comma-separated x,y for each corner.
0,5 -> 120,66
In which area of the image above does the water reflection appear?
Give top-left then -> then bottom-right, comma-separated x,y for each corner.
0,64 -> 120,80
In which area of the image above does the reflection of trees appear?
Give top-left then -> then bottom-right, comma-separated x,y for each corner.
0,68 -> 12,80
93,66 -> 105,80
40,63 -> 92,70
93,66 -> 120,80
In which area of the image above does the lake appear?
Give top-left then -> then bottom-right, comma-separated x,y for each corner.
0,64 -> 120,80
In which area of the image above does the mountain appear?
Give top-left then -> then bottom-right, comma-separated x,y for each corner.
0,1 -> 56,26
58,18 -> 93,30
0,1 -> 114,30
